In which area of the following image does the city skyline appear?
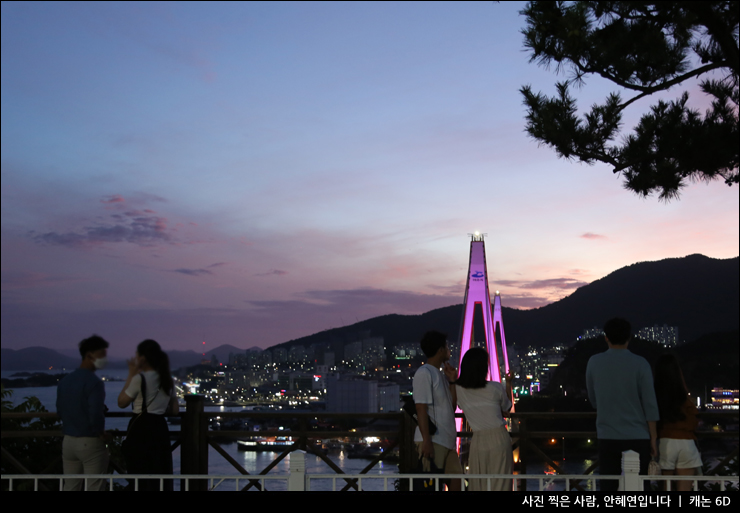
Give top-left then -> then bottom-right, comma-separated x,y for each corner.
2,2 -> 738,357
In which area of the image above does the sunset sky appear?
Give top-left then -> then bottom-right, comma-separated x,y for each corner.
2,2 -> 738,357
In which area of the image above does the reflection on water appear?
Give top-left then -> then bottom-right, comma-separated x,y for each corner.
528,458 -> 598,491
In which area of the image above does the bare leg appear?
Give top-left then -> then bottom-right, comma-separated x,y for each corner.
661,469 -> 675,491
675,467 -> 697,492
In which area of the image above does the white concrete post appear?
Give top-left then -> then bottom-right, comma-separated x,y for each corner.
288,450 -> 306,491
622,450 -> 641,492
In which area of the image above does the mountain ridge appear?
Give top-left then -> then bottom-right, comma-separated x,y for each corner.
2,254 -> 737,370
272,253 -> 738,350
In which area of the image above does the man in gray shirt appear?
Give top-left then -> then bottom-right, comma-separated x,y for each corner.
56,335 -> 110,491
586,318 -> 659,491
413,330 -> 463,491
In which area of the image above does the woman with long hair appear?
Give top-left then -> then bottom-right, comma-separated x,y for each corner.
653,353 -> 702,491
118,339 -> 179,490
454,347 -> 514,491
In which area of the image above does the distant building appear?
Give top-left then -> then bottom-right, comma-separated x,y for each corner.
326,375 -> 378,413
578,327 -> 604,341
226,369 -> 270,388
360,336 -> 385,369
710,388 -> 739,410
378,383 -> 400,413
341,335 -> 385,370
394,342 -> 419,359
637,324 -> 679,347
577,324 -> 679,347
344,341 -> 362,366
538,367 -> 553,388
289,372 -> 313,392
288,345 -> 307,363
259,350 -> 272,366
272,347 -> 287,364
323,351 -> 335,367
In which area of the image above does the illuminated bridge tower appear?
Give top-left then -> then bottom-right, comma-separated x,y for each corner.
456,233 -> 514,447
457,233 -> 510,381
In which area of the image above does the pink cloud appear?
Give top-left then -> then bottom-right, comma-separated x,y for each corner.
581,232 -> 607,240
101,194 -> 125,204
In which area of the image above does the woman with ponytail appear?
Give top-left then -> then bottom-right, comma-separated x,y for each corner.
118,339 -> 178,490
653,353 -> 702,491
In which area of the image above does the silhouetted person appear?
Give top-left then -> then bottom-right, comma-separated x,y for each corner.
654,354 -> 702,491
118,339 -> 178,491
413,330 -> 462,491
586,318 -> 658,491
56,335 -> 111,491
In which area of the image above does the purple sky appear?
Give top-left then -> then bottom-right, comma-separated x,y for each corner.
2,2 -> 738,358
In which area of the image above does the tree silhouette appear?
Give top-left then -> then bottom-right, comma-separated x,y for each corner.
520,1 -> 738,200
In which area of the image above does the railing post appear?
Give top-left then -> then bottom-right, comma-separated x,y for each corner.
289,450 -> 306,491
518,416 -> 528,491
622,450 -> 640,492
399,411 -> 416,487
181,395 -> 208,491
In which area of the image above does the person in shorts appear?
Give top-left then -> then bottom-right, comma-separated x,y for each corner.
413,330 -> 463,491
654,354 -> 702,491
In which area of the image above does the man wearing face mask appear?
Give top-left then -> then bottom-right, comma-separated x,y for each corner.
56,335 -> 111,491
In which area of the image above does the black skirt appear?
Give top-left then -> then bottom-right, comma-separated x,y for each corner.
123,413 -> 173,491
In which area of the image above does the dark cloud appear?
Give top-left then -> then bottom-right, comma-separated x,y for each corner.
519,278 -> 589,290
254,269 -> 288,277
172,268 -> 213,276
492,278 -> 588,290
34,213 -> 171,247
581,232 -> 607,240
171,263 -> 225,276
495,280 -> 523,287
0,287 -> 549,357
246,287 -> 460,317
426,282 -> 465,295
1,271 -> 77,290
496,294 -> 551,310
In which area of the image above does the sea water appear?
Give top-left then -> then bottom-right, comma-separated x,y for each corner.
5,369 -> 604,491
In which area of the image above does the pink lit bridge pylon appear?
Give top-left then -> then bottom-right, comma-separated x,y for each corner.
455,233 -> 514,443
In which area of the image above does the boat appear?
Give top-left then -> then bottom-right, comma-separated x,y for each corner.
237,437 -> 295,452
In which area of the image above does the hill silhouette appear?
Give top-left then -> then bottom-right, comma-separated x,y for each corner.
2,254 -> 737,370
544,329 -> 738,402
0,346 -> 80,371
274,254 -> 738,351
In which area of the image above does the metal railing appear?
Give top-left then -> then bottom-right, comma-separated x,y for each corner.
7,451 -> 737,491
305,473 -> 621,491
638,475 -> 738,492
1,473 -> 288,491
3,401 -> 737,491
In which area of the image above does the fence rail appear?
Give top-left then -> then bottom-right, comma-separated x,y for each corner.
638,475 -> 738,492
1,473 -> 289,491
5,452 -> 737,491
2,398 -> 737,491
